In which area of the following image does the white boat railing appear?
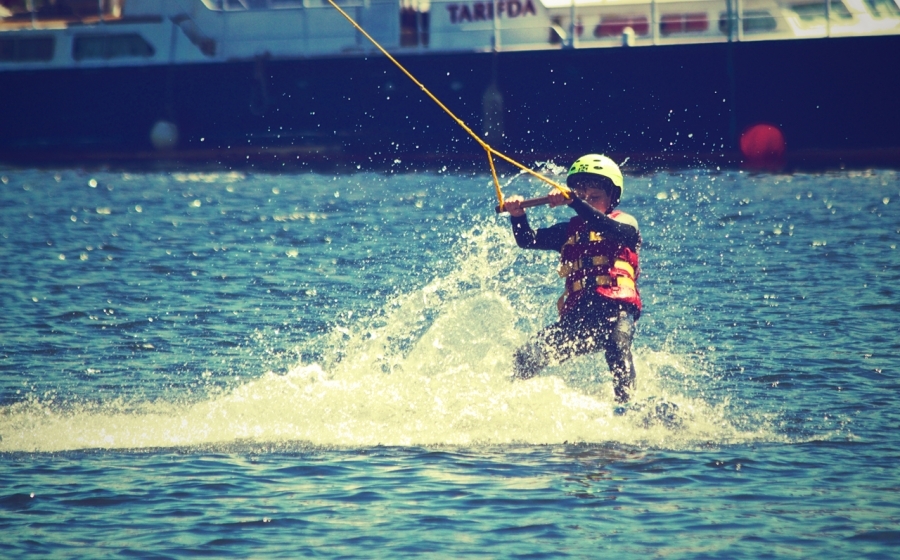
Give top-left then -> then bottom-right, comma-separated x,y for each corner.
414,0 -> 898,53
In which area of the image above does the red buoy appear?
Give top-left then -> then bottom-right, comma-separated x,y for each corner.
740,123 -> 785,170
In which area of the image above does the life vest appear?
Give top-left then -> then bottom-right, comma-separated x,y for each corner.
556,211 -> 641,318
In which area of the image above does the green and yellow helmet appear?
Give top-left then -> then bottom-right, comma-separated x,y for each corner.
566,154 -> 624,210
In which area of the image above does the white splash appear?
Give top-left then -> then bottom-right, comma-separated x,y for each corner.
0,221 -> 775,452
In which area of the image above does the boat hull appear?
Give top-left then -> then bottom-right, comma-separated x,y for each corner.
2,33 -> 899,169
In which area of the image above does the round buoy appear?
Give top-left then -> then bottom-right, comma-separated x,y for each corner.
150,120 -> 179,151
740,123 -> 785,169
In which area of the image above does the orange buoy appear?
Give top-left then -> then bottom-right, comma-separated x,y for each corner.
740,123 -> 785,170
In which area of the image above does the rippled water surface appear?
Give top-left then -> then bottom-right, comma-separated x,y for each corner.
1,166 -> 898,557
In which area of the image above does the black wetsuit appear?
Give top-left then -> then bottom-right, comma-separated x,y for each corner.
510,198 -> 640,403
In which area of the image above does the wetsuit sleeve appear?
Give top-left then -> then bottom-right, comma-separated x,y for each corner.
510,215 -> 569,251
568,198 -> 640,249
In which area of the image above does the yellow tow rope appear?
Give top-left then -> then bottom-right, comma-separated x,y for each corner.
325,0 -> 571,210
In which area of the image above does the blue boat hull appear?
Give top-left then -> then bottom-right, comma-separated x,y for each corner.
2,33 -> 899,169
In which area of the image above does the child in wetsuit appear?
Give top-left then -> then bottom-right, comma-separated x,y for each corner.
504,154 -> 641,403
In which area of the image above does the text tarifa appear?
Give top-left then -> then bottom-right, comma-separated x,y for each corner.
445,0 -> 538,24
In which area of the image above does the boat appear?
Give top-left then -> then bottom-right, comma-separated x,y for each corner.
2,0 -> 899,169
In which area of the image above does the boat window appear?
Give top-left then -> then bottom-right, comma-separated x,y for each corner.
268,0 -> 306,7
660,13 -> 709,35
594,16 -> 649,37
718,10 -> 778,33
400,5 -> 430,47
863,0 -> 900,17
0,36 -> 55,62
0,0 -> 120,21
73,33 -> 154,60
790,1 -> 853,21
221,0 -> 268,8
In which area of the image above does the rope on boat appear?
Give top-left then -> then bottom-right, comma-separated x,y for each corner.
325,0 -> 571,211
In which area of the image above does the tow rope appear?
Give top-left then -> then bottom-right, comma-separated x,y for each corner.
325,0 -> 571,212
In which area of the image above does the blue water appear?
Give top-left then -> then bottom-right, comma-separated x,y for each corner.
1,166 -> 899,557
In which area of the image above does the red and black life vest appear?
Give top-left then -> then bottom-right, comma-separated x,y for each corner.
556,212 -> 641,317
